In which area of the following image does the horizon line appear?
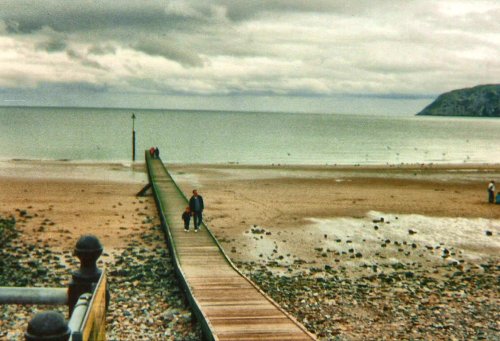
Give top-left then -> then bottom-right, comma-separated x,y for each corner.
0,104 -> 422,116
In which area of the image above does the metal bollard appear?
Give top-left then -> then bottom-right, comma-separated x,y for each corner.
67,235 -> 103,315
25,311 -> 70,341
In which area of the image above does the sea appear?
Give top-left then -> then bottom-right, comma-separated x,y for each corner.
0,106 -> 499,165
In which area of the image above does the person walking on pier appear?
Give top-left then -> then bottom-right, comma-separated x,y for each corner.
189,189 -> 204,232
182,206 -> 191,232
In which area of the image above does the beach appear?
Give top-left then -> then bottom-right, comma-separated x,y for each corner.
0,161 -> 201,340
170,163 -> 500,339
1,161 -> 499,339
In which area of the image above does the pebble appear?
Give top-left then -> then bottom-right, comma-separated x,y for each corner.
240,254 -> 498,340
0,212 -> 202,340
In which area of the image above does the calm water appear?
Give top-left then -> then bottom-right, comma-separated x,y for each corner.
0,106 -> 499,165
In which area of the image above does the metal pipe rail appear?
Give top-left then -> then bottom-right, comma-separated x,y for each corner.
68,293 -> 92,335
0,287 -> 67,305
70,272 -> 107,341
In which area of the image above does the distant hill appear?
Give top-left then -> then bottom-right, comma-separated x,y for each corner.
417,84 -> 500,117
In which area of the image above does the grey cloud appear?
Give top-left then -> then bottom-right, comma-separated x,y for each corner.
66,49 -> 105,70
0,0 -> 373,36
0,2 -> 201,35
359,58 -> 445,75
81,59 -> 104,70
36,37 -> 66,52
133,38 -> 204,67
88,44 -> 116,56
180,0 -> 373,22
1,1 -> 212,69
4,19 -> 21,33
66,49 -> 80,60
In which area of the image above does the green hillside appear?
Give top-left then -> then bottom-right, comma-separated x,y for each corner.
417,84 -> 500,117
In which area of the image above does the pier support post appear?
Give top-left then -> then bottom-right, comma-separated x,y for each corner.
137,183 -> 152,197
67,235 -> 103,315
25,311 -> 70,341
132,113 -> 136,162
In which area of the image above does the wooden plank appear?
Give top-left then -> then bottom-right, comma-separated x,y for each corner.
211,319 -> 305,333
217,332 -> 312,341
81,273 -> 107,341
187,281 -> 254,288
207,309 -> 286,319
212,321 -> 300,332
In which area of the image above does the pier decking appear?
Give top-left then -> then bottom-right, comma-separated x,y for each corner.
145,154 -> 315,340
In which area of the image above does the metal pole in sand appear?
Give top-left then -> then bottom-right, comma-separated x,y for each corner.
132,113 -> 136,162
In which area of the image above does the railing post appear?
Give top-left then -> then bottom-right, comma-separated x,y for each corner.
25,311 -> 70,341
67,235 -> 103,315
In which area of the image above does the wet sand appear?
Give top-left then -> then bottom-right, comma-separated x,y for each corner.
169,163 -> 500,263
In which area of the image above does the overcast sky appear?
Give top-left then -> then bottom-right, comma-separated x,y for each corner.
0,0 -> 499,114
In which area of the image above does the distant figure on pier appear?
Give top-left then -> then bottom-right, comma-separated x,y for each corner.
154,147 -> 160,159
182,206 -> 191,232
189,189 -> 204,232
488,181 -> 495,203
149,147 -> 155,158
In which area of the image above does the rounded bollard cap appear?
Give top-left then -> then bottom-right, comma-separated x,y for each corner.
74,235 -> 103,261
75,235 -> 103,253
72,235 -> 103,282
25,311 -> 70,341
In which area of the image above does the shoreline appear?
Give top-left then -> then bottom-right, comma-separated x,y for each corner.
2,158 -> 500,168
2,159 -> 499,186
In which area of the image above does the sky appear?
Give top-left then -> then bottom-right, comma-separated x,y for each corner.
0,0 -> 499,115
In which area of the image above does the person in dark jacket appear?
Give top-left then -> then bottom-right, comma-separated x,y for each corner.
182,206 -> 191,232
488,181 -> 495,203
189,189 -> 204,232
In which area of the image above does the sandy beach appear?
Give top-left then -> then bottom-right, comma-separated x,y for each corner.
1,161 -> 499,340
170,163 -> 500,266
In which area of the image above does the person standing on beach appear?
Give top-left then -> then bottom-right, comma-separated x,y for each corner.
189,189 -> 204,232
488,181 -> 495,203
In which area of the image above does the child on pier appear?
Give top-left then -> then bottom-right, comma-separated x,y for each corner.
182,206 -> 191,232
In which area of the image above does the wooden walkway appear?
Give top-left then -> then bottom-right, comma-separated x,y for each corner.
146,154 -> 316,341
